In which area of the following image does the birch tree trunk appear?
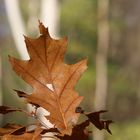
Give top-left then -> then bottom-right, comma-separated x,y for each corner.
40,0 -> 61,38
4,0 -> 29,60
93,0 -> 110,140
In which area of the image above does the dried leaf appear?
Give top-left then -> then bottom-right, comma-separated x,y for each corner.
9,22 -> 87,134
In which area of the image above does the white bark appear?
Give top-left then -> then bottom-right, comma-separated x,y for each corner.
4,0 -> 29,60
93,0 -> 110,140
40,0 -> 61,38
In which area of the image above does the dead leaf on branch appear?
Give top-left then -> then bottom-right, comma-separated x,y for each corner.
86,110 -> 113,134
75,107 -> 113,134
9,21 -> 87,135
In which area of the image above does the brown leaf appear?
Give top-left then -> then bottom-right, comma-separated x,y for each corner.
85,110 -> 113,134
9,21 -> 87,134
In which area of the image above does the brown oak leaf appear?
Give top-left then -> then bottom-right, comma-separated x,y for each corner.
9,21 -> 87,135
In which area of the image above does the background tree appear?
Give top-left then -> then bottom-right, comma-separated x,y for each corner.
93,0 -> 109,140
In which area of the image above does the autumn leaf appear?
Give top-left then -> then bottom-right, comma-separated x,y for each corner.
9,21 -> 87,134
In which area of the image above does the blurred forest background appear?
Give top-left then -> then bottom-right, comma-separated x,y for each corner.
0,0 -> 140,140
